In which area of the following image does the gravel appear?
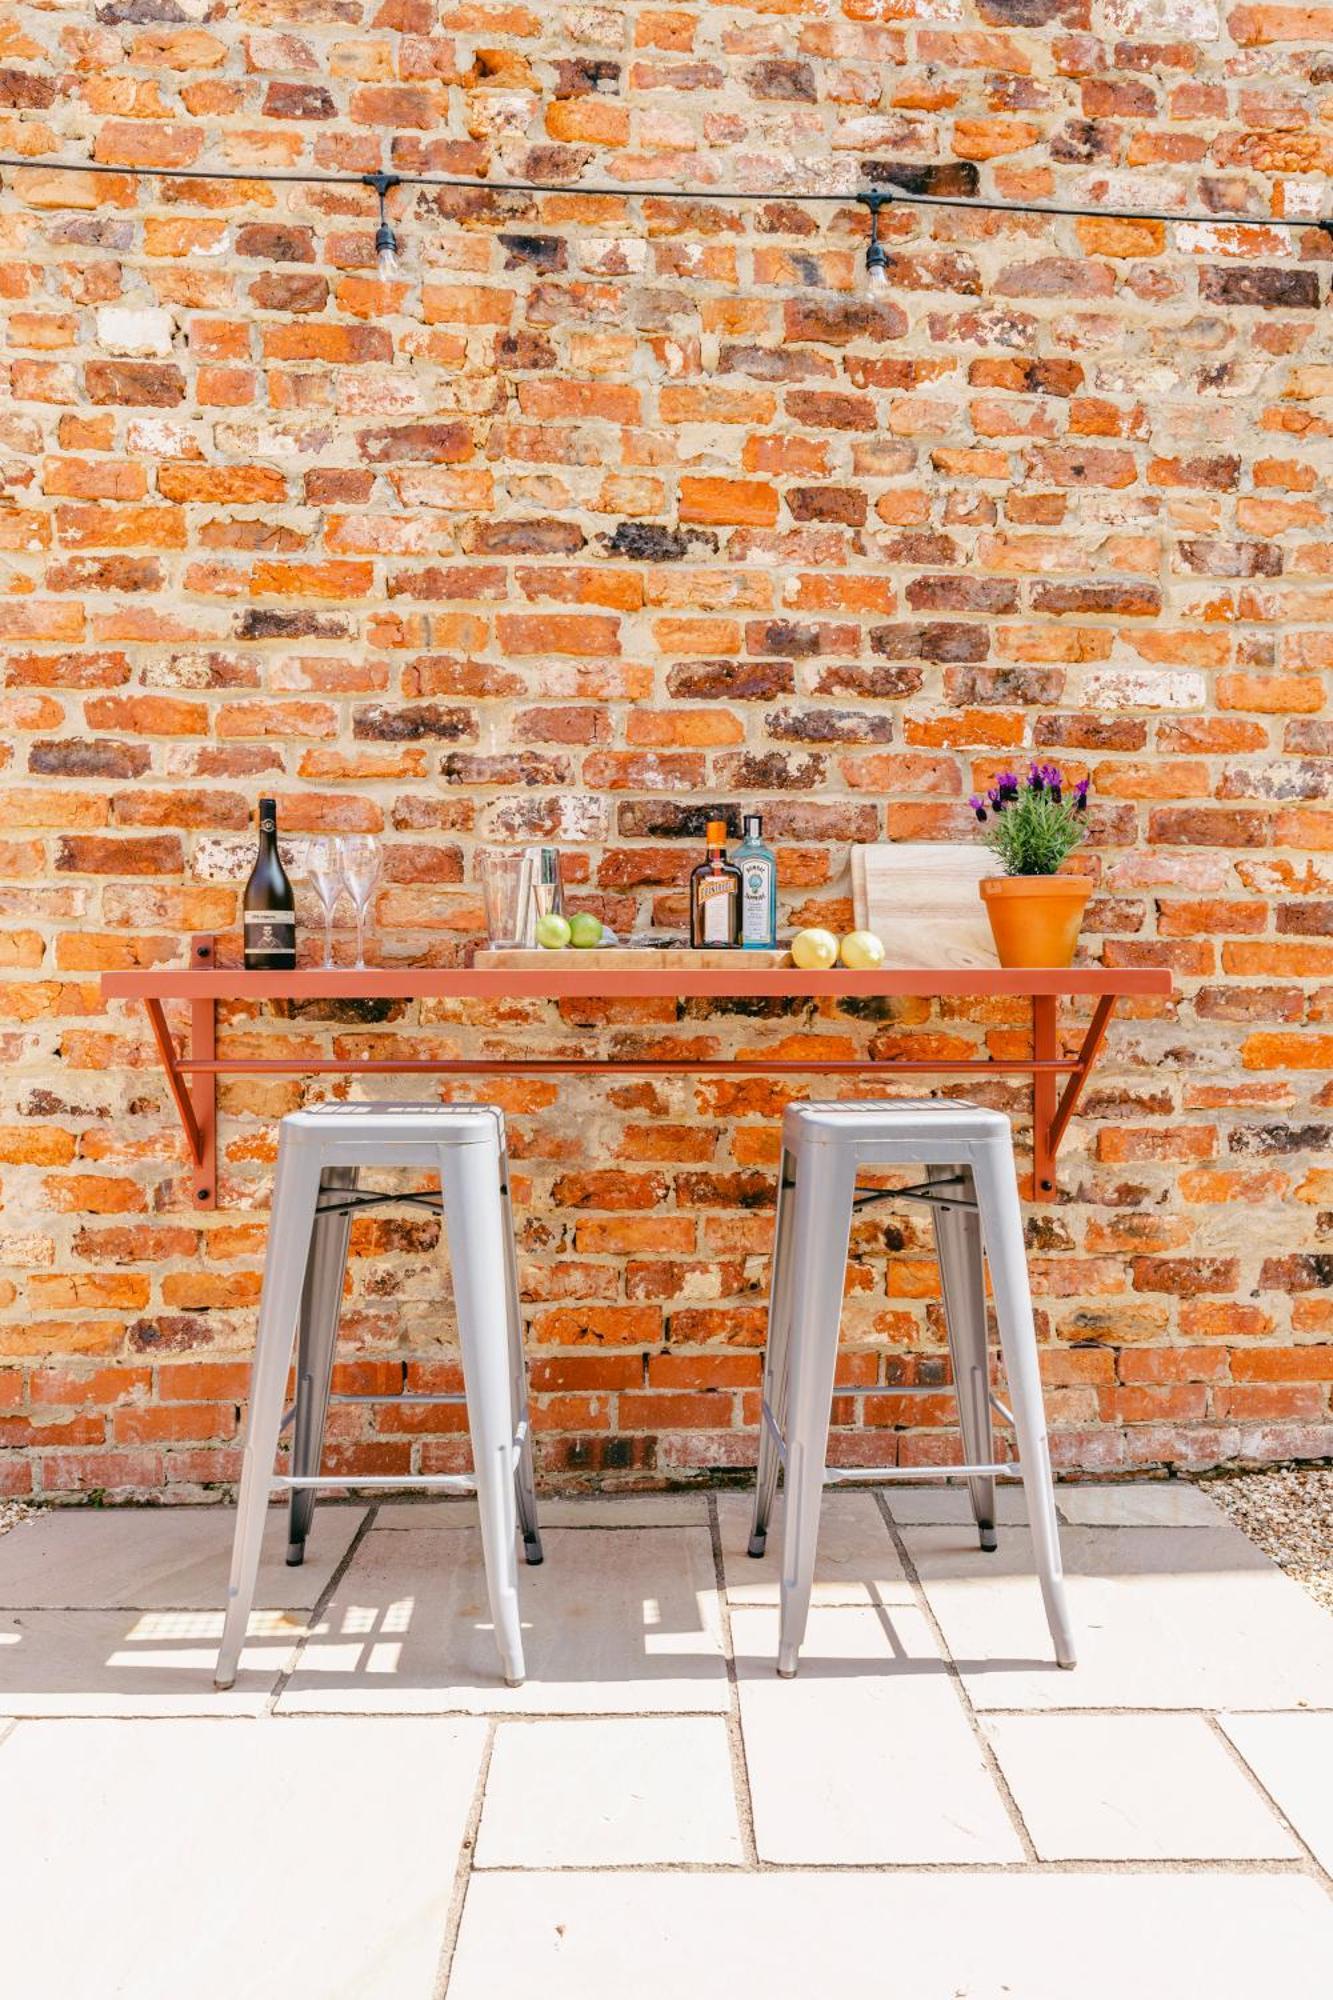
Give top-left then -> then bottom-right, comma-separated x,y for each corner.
0,1499 -> 34,1537
1206,1467 -> 1333,1616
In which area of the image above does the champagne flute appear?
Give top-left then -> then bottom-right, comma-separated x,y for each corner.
338,834 -> 381,970
305,837 -> 343,970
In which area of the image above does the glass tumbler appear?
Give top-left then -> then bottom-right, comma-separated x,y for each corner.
479,849 -> 526,948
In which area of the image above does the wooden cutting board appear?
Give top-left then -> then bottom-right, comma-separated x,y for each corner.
851,844 -> 997,969
476,946 -> 791,969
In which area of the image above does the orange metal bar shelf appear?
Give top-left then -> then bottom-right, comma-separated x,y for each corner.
101,940 -> 1171,1210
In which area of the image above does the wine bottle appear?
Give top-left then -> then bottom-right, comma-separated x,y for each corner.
243,796 -> 296,971
689,817 -> 741,949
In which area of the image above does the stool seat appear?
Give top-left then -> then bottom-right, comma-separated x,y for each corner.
782,1097 -> 1013,1153
214,1099 -> 541,1692
750,1097 -> 1076,1679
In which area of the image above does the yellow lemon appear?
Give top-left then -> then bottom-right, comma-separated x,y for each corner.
790,927 -> 839,971
839,929 -> 886,970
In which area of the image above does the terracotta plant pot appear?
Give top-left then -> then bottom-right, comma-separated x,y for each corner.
980,874 -> 1091,969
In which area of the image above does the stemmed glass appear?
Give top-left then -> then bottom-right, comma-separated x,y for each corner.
305,837 -> 343,969
338,834 -> 381,970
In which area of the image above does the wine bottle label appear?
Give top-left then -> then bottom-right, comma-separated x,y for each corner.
244,912 -> 295,949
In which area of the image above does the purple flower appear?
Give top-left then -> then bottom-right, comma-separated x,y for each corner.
1073,776 -> 1090,813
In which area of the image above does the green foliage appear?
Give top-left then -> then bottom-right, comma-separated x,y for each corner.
970,764 -> 1089,878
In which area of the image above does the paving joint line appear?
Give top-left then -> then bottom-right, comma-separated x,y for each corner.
1201,1710 -> 1333,1897
874,1491 -> 1039,1864
267,1501 -> 380,1713
446,1856 -> 1325,1879
433,1717 -> 496,1999
706,1492 -> 761,1869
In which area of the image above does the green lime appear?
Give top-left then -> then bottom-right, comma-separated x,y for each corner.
535,913 -> 571,950
568,912 -> 605,949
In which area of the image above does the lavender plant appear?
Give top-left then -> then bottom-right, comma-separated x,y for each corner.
970,762 -> 1090,876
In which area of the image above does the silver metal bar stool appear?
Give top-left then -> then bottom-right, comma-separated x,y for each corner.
215,1102 -> 542,1691
748,1099 -> 1076,1678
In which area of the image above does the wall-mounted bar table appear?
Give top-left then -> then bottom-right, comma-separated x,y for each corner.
100,938 -> 1171,1210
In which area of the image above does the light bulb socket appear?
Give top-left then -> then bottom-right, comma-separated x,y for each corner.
857,187 -> 893,291
364,170 -> 402,276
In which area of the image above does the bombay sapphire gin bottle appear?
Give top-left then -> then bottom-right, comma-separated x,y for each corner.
735,812 -> 777,949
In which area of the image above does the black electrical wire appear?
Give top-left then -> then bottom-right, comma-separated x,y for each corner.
0,153 -> 1327,235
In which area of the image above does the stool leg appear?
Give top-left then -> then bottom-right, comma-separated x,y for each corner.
777,1146 -> 858,1678
440,1141 -> 526,1687
930,1164 -> 997,1553
500,1157 -> 542,1565
749,1145 -> 797,1559
216,1143 -> 324,1690
973,1141 -> 1077,1670
287,1164 -> 357,1566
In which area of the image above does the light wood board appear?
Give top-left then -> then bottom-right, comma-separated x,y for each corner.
476,946 -> 791,969
851,844 -> 997,970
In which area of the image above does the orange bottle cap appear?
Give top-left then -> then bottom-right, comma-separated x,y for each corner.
705,819 -> 727,843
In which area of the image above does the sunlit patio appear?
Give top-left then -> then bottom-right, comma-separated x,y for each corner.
1,1485 -> 1330,1998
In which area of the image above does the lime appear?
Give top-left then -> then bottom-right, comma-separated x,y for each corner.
568,912 -> 605,949
535,913 -> 571,950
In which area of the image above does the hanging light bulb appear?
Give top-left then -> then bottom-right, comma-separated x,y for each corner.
859,188 -> 893,295
375,217 -> 400,282
363,170 -> 402,282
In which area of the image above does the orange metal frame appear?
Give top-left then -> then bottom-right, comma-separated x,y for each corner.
101,937 -> 1171,1210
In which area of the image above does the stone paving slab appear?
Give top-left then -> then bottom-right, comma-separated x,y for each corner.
716,1491 -> 912,1608
903,1522 -> 1333,1710
0,1717 -> 484,1999
280,1524 -> 729,1714
733,1603 -> 1022,1864
1220,1712 -> 1333,1875
374,1494 -> 711,1530
0,1607 -> 301,1717
1055,1483 -> 1227,1528
447,1871 -> 1333,1999
0,1504 -> 366,1610
885,1483 -> 1032,1528
476,1717 -> 743,1866
983,1713 -> 1298,1860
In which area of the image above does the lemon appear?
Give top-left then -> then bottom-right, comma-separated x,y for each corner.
839,929 -> 886,970
535,913 -> 571,950
568,912 -> 605,949
790,927 -> 839,971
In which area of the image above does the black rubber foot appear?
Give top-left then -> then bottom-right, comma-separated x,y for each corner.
747,1532 -> 767,1559
286,1541 -> 305,1567
523,1534 -> 544,1566
979,1526 -> 998,1553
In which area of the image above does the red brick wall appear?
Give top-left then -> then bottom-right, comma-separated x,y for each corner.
1,2 -> 1331,1499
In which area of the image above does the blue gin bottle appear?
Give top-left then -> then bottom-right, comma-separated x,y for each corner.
735,812 -> 777,949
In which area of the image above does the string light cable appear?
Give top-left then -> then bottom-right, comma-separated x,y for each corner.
1,154 -> 1329,290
